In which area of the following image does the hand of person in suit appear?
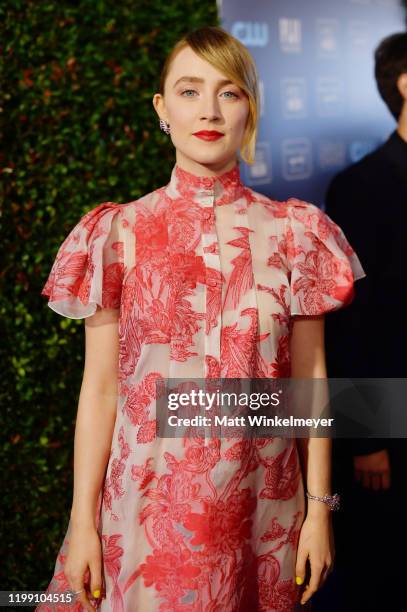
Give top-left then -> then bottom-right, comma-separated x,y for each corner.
353,449 -> 391,491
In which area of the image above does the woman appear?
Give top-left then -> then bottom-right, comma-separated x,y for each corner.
37,26 -> 365,612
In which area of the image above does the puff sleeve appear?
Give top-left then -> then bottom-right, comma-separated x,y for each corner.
285,198 -> 366,316
41,202 -> 125,319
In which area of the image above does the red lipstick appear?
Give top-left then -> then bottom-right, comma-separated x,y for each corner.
193,131 -> 224,141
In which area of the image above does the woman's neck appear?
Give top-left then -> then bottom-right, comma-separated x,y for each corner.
175,152 -> 238,178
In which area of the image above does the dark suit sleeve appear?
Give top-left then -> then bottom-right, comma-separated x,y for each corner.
325,172 -> 387,456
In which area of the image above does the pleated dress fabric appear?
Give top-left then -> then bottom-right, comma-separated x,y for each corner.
36,162 -> 365,612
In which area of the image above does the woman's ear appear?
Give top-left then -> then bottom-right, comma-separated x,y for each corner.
152,93 -> 167,122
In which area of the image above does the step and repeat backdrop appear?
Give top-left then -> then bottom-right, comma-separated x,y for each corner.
219,0 -> 405,207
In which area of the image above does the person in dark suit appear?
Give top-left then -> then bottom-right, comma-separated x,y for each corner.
313,32 -> 407,611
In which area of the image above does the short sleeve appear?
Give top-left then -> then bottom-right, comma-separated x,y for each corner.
285,198 -> 366,316
41,202 -> 125,319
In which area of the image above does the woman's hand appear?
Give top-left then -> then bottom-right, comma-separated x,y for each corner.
295,511 -> 335,606
64,524 -> 104,611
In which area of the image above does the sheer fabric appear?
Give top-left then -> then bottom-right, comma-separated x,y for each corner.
37,162 -> 365,612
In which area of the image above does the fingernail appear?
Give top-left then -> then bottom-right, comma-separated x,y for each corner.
92,590 -> 101,598
295,576 -> 304,585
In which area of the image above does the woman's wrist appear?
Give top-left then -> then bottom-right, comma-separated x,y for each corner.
70,509 -> 97,530
306,490 -> 340,512
306,498 -> 332,520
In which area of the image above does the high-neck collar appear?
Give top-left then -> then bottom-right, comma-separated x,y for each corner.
164,162 -> 246,205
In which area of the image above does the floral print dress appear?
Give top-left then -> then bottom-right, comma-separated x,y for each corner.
37,162 -> 365,612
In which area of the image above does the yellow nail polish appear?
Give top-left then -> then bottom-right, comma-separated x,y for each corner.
296,576 -> 304,585
92,590 -> 101,598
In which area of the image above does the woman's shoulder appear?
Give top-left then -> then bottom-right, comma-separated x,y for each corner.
243,185 -> 321,220
116,184 -> 169,214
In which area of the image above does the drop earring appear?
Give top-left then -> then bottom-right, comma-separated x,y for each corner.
159,119 -> 171,134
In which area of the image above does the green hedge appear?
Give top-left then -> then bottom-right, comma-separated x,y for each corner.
1,0 -> 219,593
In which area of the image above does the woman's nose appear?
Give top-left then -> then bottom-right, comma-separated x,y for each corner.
199,96 -> 222,120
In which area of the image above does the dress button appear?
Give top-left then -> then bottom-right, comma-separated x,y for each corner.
207,278 -> 219,287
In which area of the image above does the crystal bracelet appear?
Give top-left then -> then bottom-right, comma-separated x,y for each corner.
306,491 -> 340,511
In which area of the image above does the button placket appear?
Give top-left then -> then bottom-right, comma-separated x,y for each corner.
200,192 -> 222,378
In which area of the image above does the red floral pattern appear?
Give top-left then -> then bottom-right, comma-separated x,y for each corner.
38,163 -> 365,611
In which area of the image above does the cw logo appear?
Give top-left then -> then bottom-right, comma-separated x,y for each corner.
231,22 -> 269,47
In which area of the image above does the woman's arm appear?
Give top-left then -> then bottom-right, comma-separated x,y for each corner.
290,314 -> 335,606
69,307 -> 120,529
290,314 -> 332,518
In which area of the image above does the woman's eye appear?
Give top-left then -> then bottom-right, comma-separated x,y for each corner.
180,89 -> 239,98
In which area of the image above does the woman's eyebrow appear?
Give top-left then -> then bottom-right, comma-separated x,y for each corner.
173,76 -> 234,88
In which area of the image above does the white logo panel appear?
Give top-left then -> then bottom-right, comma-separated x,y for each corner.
348,21 -> 369,50
316,18 -> 339,57
246,142 -> 272,185
318,141 -> 346,169
281,78 -> 307,119
316,77 -> 344,117
282,139 -> 313,181
279,18 -> 302,53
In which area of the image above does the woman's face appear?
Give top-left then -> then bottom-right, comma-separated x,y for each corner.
153,45 -> 250,174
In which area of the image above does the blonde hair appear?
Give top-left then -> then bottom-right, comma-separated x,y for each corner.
159,26 -> 259,165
